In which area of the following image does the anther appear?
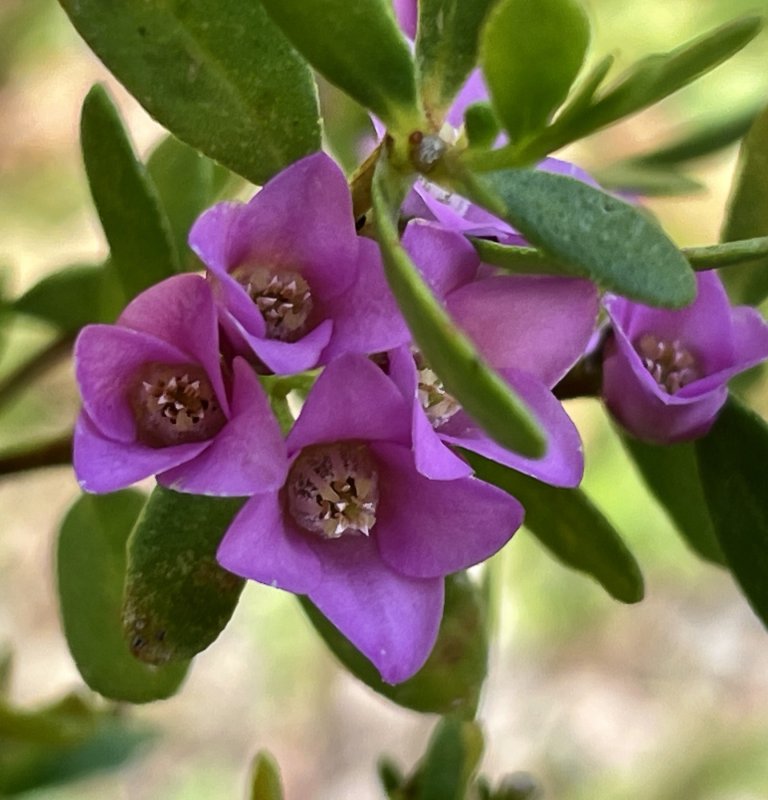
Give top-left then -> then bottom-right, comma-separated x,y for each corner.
231,265 -> 314,342
636,333 -> 700,394
286,442 -> 379,539
130,363 -> 225,447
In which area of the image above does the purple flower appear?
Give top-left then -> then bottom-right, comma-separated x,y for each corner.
189,153 -> 409,375
382,221 -> 597,486
603,271 -> 768,443
405,221 -> 599,386
217,354 -> 523,683
74,274 -> 286,495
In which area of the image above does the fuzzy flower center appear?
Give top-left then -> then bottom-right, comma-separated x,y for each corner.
414,351 -> 460,427
130,363 -> 225,447
232,265 -> 313,342
636,333 -> 700,394
286,442 -> 379,539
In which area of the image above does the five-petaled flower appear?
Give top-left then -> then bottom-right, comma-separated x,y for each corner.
189,152 -> 409,375
602,270 -> 768,443
74,274 -> 286,495
217,355 -> 524,683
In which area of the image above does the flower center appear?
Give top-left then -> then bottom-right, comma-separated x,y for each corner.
286,442 -> 379,539
231,265 -> 313,342
414,351 -> 460,427
130,363 -> 226,447
636,333 -> 700,394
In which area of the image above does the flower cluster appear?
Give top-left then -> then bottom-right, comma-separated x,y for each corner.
73,149 -> 601,682
72,4 -> 768,683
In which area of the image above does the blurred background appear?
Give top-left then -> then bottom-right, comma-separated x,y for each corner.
2,0 -> 768,797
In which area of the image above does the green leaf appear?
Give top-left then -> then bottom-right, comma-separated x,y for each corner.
479,0 -> 590,141
415,718 -> 484,800
260,0 -> 419,131
471,239 -> 558,276
720,104 -> 768,305
57,491 -> 189,703
621,435 -> 724,566
592,162 -> 703,197
553,53 -> 615,128
570,16 -> 763,142
631,105 -> 760,167
372,160 -> 545,458
249,751 -> 284,800
466,453 -> 644,603
378,758 -> 406,797
0,695 -> 151,796
475,16 -> 763,168
416,0 -> 499,119
464,102 -> 502,150
696,397 -> 768,627
0,647 -> 11,697
122,486 -> 245,664
80,85 -> 178,304
146,135 -> 222,271
60,0 -> 321,186
460,167 -> 696,307
301,573 -> 488,717
13,264 -> 112,331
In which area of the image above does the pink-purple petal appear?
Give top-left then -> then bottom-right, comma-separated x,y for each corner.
75,325 -> 191,442
287,354 -> 410,454
228,153 -> 359,300
321,237 -> 410,361
446,274 -> 599,386
306,534 -> 444,684
372,442 -> 523,578
386,346 -> 473,480
189,201 -> 248,274
246,319 -> 334,375
217,492 -> 323,595
117,274 -> 229,416
73,412 -> 210,493
402,221 -> 479,299
159,359 -> 288,495
438,368 -> 584,487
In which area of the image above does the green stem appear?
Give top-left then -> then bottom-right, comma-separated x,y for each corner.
474,236 -> 768,276
0,434 -> 73,478
682,236 -> 768,269
0,334 -> 75,410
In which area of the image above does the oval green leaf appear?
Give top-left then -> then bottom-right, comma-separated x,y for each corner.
373,161 -> 545,458
696,397 -> 768,627
57,491 -> 189,703
0,695 -> 150,796
416,0 -> 500,120
621,435 -> 724,566
260,0 -> 419,131
417,718 -> 484,800
60,0 -> 321,186
461,167 -> 696,307
249,751 -> 284,800
584,16 -> 763,138
146,135 -> 221,271
80,85 -> 179,304
300,572 -> 488,717
13,264 -> 112,332
721,103 -> 768,305
122,486 -> 246,665
466,452 -> 644,603
480,0 -> 590,141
